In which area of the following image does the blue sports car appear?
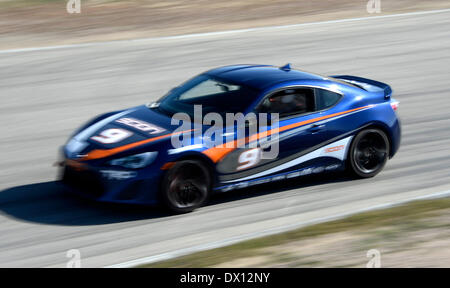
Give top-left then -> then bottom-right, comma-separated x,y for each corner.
59,64 -> 401,213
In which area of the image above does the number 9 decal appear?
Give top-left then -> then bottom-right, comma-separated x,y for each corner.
91,128 -> 132,144
237,148 -> 261,171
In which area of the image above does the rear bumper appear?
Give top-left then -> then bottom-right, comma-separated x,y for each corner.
390,116 -> 402,158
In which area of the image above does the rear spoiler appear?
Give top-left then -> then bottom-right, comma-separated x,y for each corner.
331,75 -> 392,99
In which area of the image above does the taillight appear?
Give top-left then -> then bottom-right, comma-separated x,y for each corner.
390,101 -> 399,111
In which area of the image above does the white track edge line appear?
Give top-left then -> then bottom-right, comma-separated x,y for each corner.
2,8 -> 450,55
105,189 -> 450,268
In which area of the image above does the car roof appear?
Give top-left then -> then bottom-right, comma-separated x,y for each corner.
205,64 -> 326,90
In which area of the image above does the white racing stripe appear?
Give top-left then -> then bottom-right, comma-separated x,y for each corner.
73,110 -> 133,142
66,109 -> 133,156
106,189 -> 450,268
222,136 -> 353,183
1,8 -> 450,55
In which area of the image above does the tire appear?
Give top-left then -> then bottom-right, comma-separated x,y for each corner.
160,159 -> 212,214
347,128 -> 390,178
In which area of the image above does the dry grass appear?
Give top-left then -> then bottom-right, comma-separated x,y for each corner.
141,198 -> 450,268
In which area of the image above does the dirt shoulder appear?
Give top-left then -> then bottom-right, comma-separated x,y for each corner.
1,0 -> 450,50
143,198 -> 450,268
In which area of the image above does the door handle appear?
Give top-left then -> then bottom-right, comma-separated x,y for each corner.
308,124 -> 325,133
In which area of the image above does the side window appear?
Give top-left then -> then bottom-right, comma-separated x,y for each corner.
257,88 -> 315,117
315,88 -> 341,110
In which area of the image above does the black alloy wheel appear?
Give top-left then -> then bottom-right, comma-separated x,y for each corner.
348,129 -> 390,178
161,160 -> 211,213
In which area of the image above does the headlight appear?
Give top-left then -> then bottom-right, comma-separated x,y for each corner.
108,152 -> 158,169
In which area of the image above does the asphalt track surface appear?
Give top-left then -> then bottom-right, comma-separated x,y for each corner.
0,11 -> 450,267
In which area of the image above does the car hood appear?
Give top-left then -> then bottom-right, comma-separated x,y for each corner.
64,105 -> 179,159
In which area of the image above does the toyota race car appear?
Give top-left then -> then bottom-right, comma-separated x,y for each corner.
59,64 -> 401,213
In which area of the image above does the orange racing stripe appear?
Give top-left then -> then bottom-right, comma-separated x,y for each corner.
202,105 -> 372,163
81,129 -> 193,161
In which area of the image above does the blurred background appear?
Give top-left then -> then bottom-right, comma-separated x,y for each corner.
1,0 -> 449,49
0,0 -> 449,267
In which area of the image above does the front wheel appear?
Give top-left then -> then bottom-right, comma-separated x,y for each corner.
348,128 -> 390,178
160,160 -> 212,214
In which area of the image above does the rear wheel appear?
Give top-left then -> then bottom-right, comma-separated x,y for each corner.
348,128 -> 390,178
160,160 -> 211,213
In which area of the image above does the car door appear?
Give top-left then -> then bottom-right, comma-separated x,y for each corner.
216,86 -> 328,185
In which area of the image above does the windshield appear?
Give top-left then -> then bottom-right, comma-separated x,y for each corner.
156,75 -> 259,118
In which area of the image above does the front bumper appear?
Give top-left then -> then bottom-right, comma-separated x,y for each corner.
59,160 -> 161,205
